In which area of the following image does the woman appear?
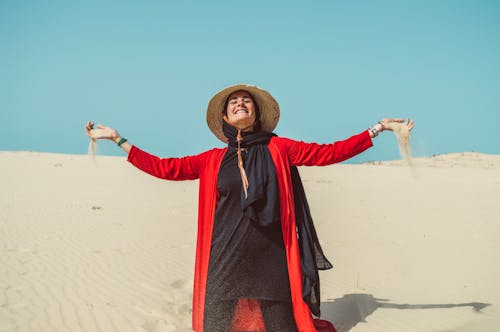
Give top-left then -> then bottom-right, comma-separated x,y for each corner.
85,84 -> 414,332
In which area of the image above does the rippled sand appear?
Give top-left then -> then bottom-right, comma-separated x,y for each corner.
1,151 -> 499,332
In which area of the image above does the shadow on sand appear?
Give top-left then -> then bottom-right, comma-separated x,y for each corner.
320,294 -> 490,332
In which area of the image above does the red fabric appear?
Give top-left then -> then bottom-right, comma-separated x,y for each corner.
313,319 -> 337,332
230,299 -> 265,332
127,131 -> 373,332
229,303 -> 338,332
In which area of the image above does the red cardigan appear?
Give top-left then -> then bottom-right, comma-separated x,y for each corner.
127,131 -> 373,332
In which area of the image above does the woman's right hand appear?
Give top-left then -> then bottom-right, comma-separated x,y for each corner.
380,118 -> 415,132
85,121 -> 120,143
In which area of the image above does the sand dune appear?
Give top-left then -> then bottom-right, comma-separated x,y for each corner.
1,151 -> 499,332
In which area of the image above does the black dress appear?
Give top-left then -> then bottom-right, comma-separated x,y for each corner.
204,147 -> 298,331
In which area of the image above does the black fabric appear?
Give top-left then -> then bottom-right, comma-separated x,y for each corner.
204,299 -> 298,332
291,166 -> 333,317
210,122 -> 332,318
206,148 -> 290,301
222,122 -> 280,227
203,299 -> 234,332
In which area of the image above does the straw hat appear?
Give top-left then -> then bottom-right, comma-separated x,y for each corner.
206,84 -> 280,143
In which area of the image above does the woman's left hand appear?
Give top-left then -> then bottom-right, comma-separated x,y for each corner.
379,118 -> 415,132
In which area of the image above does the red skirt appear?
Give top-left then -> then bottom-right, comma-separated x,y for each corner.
230,299 -> 337,332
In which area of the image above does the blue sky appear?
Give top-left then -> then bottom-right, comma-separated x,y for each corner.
1,0 -> 499,162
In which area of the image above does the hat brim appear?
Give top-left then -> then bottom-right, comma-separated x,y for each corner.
206,84 -> 280,143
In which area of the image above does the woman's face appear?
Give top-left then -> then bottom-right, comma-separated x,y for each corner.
225,90 -> 257,130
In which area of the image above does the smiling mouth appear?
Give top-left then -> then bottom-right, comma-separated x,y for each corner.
235,109 -> 248,114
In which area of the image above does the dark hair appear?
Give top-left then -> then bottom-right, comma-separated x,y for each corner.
222,90 -> 262,131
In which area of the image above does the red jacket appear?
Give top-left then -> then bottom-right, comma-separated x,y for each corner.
127,131 -> 373,332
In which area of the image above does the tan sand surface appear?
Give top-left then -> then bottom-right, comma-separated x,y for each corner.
1,151 -> 499,332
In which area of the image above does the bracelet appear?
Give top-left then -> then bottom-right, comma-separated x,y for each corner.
369,121 -> 385,137
368,126 -> 380,137
117,137 -> 127,146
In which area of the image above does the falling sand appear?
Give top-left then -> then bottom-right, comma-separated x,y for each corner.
88,139 -> 97,159
87,120 -> 97,159
391,122 -> 413,167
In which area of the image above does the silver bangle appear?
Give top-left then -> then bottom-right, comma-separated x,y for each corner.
369,126 -> 380,137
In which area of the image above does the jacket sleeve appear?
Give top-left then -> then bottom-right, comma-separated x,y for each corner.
279,130 -> 373,166
127,145 -> 207,180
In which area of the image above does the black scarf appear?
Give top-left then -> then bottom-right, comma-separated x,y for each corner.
222,122 -> 280,227
222,122 -> 333,317
291,166 -> 333,317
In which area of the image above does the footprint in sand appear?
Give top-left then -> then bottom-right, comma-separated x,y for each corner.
170,279 -> 191,290
136,280 -> 193,331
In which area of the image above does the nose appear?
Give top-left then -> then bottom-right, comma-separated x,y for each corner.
235,98 -> 245,108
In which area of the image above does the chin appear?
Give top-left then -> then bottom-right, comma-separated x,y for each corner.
229,118 -> 255,130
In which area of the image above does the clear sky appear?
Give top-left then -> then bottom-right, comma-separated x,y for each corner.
2,0 -> 499,163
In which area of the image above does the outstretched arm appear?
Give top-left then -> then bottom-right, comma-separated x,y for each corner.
284,118 -> 415,166
283,131 -> 373,166
84,121 -> 202,180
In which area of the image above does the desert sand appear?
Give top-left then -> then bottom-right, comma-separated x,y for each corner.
1,150 -> 499,332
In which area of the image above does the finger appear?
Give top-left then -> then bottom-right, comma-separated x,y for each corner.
385,118 -> 404,123
409,120 -> 415,130
85,122 -> 92,136
97,124 -> 106,129
85,122 -> 95,138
